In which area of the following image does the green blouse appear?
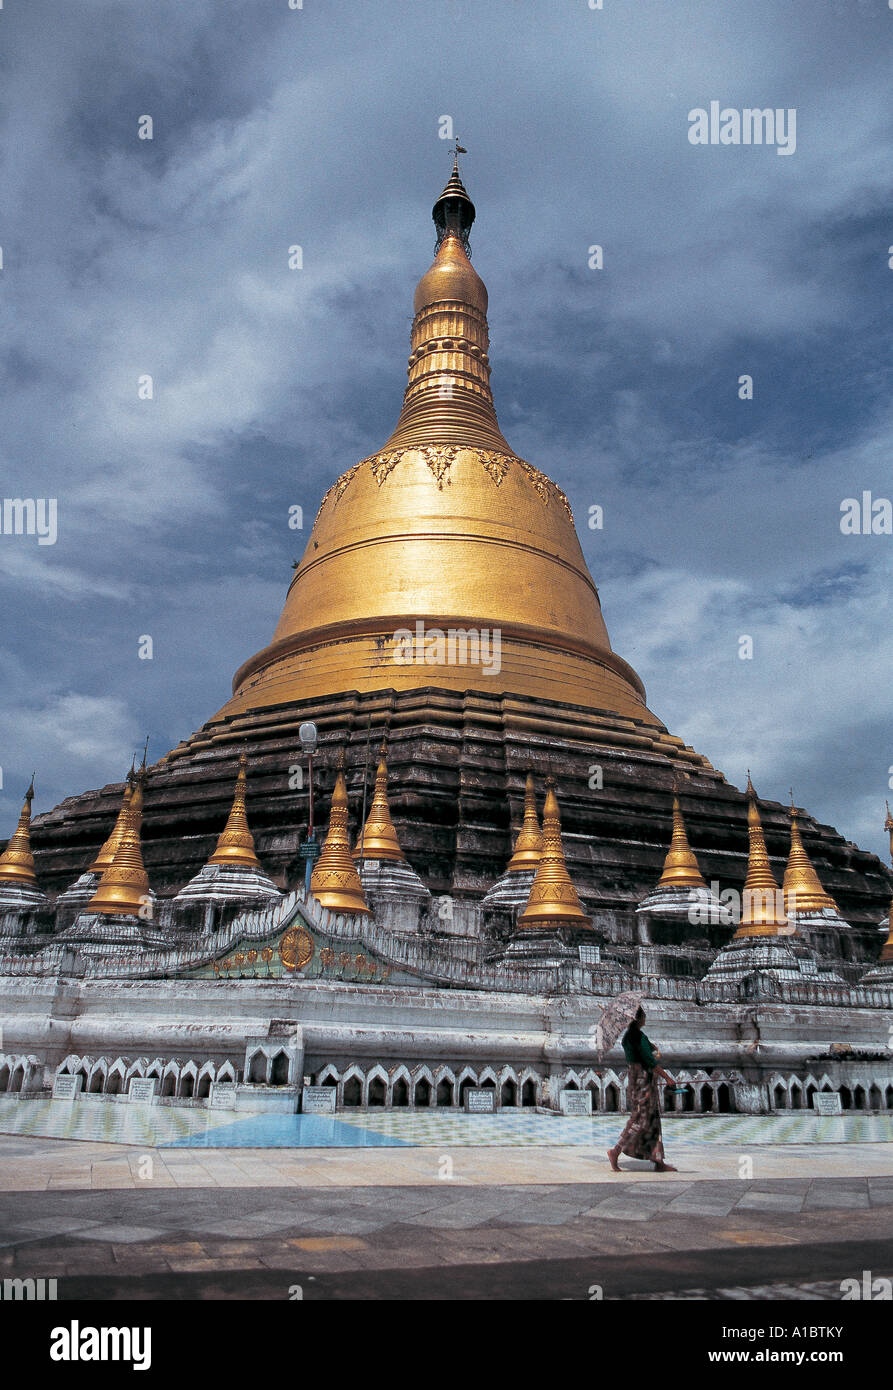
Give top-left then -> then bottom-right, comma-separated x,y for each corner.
622,1029 -> 658,1071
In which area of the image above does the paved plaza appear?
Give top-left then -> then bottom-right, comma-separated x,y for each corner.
0,1106 -> 891,1299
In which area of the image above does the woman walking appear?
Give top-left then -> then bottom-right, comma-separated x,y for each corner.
607,1006 -> 677,1172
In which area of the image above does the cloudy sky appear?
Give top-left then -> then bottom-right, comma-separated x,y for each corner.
1,0 -> 891,859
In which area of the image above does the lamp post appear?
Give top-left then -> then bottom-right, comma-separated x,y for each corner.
298,722 -> 319,895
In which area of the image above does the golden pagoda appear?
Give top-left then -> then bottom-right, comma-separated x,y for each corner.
87,771 -> 151,917
783,797 -> 838,917
89,767 -> 135,873
518,778 -> 591,930
656,795 -> 707,890
505,773 -> 543,873
310,758 -> 370,915
354,744 -> 404,862
213,155 -> 655,726
207,752 -> 262,871
735,776 -> 791,938
0,780 -> 38,886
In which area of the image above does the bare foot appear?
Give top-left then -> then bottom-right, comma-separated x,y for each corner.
654,1161 -> 677,1172
607,1147 -> 621,1172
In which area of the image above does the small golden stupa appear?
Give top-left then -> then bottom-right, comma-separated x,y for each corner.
207,752 -> 262,872
87,770 -> 151,917
354,744 -> 404,862
310,758 -> 370,914
783,797 -> 838,917
734,776 -> 791,938
0,779 -> 38,887
518,778 -> 591,930
656,795 -> 707,891
506,773 -> 543,873
89,767 -> 135,874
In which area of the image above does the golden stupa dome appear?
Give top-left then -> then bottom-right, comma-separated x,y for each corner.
215,158 -> 655,727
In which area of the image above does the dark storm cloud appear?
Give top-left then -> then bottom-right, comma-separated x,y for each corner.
1,0 -> 891,864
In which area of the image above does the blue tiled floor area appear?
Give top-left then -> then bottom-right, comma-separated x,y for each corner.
1,1095 -> 892,1148
0,1098 -> 407,1148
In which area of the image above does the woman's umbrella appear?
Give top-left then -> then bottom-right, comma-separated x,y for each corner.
593,991 -> 645,1058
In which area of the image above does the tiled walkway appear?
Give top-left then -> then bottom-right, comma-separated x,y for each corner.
0,1134 -> 891,1193
1,1172 -> 891,1300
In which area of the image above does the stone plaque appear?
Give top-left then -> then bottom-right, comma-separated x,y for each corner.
813,1091 -> 843,1115
302,1086 -> 336,1114
209,1082 -> 238,1109
559,1089 -> 592,1116
464,1087 -> 496,1113
128,1078 -> 158,1105
52,1073 -> 82,1101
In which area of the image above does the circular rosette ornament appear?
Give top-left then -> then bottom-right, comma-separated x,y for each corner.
278,926 -> 314,972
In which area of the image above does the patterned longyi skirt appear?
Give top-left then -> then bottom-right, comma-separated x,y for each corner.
614,1063 -> 665,1163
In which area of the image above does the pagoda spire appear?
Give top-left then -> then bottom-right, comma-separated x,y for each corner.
734,775 -> 790,937
518,778 -> 591,929
656,795 -> 707,890
354,743 -> 404,862
783,796 -> 838,916
89,764 -> 135,873
506,772 -> 543,873
0,779 -> 38,887
310,756 -> 370,914
207,751 -> 262,871
87,769 -> 151,917
382,154 -> 512,454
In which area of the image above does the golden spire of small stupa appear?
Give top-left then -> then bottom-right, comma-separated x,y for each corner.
784,794 -> 837,915
207,751 -> 262,871
0,778 -> 38,886
89,765 -> 135,873
886,801 -> 893,866
735,775 -> 790,937
656,794 -> 707,890
354,742 -> 403,862
506,772 -> 543,872
87,769 -> 151,916
311,754 -> 370,914
518,778 -> 591,929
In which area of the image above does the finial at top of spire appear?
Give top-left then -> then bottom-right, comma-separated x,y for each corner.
433,141 -> 475,253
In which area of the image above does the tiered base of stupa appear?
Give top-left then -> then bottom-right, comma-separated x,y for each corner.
0,882 -> 47,922
174,863 -> 281,906
25,687 -> 893,949
863,929 -> 893,985
53,872 -> 100,914
704,931 -> 845,992
0,687 -> 890,1115
636,885 -> 729,930
481,868 -> 537,911
56,905 -> 171,956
